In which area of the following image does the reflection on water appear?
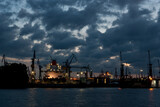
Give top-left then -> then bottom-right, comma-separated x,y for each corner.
149,88 -> 154,91
27,88 -> 37,107
0,88 -> 160,107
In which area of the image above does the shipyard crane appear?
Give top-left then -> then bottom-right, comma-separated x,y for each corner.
87,64 -> 93,78
120,51 -> 124,79
64,54 -> 77,79
37,59 -> 43,80
31,50 -> 36,80
71,64 -> 92,79
50,56 -> 55,62
114,68 -> 118,79
31,50 -> 36,71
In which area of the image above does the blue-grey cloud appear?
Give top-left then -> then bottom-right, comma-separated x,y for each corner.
0,0 -> 160,75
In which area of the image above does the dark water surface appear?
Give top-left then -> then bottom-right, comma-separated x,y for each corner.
0,88 -> 159,107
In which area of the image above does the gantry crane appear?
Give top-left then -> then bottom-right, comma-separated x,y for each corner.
71,64 -> 92,79
64,54 -> 77,79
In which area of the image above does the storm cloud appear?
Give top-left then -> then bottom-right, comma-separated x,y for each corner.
0,0 -> 160,75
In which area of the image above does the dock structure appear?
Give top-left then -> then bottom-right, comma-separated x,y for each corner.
27,50 -> 160,88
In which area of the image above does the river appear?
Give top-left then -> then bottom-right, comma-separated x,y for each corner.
0,88 -> 159,107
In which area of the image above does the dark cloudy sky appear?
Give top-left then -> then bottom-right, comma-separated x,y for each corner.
0,0 -> 160,75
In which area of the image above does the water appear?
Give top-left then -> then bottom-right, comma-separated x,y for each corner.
0,88 -> 160,107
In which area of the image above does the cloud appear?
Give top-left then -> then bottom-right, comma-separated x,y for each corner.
0,0 -> 160,75
47,31 -> 85,49
20,23 -> 45,40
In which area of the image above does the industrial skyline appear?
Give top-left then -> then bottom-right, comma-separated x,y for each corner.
0,0 -> 160,75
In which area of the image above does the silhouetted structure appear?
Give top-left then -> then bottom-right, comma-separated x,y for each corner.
64,54 -> 77,79
0,63 -> 29,88
158,59 -> 160,77
148,50 -> 152,77
37,59 -> 42,80
1,54 -> 8,65
115,68 -> 118,79
120,51 -> 124,79
31,50 -> 36,80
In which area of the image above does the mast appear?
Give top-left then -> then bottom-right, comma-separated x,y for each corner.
31,50 -> 36,80
37,59 -> 42,80
158,59 -> 160,77
125,67 -> 128,79
148,50 -> 152,77
120,51 -> 124,79
115,67 -> 118,79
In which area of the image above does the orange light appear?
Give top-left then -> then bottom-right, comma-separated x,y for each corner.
70,77 -> 78,81
149,88 -> 153,91
149,76 -> 152,81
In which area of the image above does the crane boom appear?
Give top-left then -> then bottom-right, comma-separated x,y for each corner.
65,54 -> 77,79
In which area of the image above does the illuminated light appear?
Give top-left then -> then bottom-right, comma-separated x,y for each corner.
140,69 -> 143,72
149,76 -> 152,81
149,88 -> 154,91
104,79 -> 106,84
71,78 -> 77,81
81,72 -> 83,75
77,74 -> 80,77
104,73 -> 106,76
72,78 -> 77,81
151,80 -> 156,87
107,72 -> 110,76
